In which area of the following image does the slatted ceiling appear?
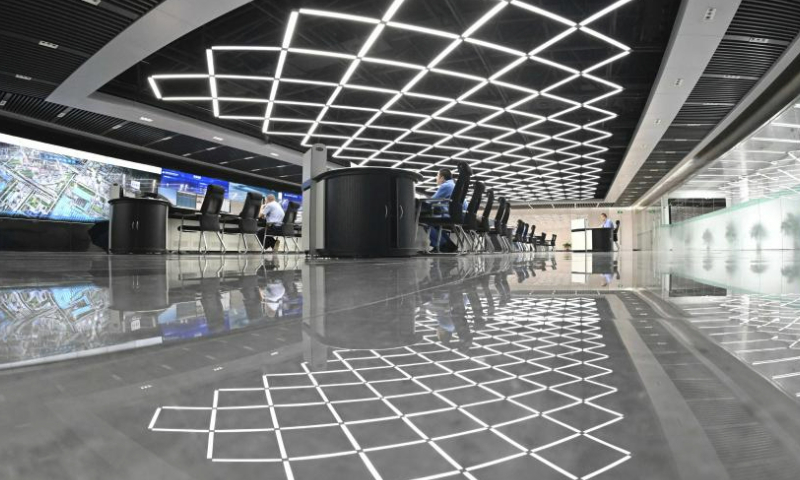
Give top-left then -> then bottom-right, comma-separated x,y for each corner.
727,0 -> 800,43
104,121 -> 172,145
2,1 -> 142,54
661,125 -> 714,141
0,93 -> 63,120
189,146 -> 252,163
0,35 -> 87,84
687,77 -> 758,104
54,109 -> 123,134
148,134 -> 217,156
673,104 -> 733,124
705,41 -> 786,77
106,0 -> 164,18
0,1 -> 166,98
0,76 -> 57,99
240,157 -> 288,171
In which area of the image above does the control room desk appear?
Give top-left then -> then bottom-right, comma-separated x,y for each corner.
109,197 -> 170,254
571,227 -> 613,252
314,167 -> 423,257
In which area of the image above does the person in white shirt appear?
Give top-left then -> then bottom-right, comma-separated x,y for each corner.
259,194 -> 285,250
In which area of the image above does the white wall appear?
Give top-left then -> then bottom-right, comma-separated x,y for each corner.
506,207 -> 635,251
659,190 -> 800,251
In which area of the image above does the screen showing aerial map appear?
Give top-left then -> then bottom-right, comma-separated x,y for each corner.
0,133 -> 160,223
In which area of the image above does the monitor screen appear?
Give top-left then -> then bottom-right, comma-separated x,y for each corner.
160,169 -> 229,197
0,133 -> 160,223
176,191 -> 197,209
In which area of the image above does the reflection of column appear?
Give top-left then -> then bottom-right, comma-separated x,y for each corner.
302,261 -> 327,370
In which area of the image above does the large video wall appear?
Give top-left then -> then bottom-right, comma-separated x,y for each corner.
0,133 -> 298,223
0,133 -> 161,222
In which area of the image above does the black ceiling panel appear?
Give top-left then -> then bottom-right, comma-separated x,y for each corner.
147,134 -> 217,156
99,0 -> 682,201
104,121 -> 172,145
0,0 -> 165,97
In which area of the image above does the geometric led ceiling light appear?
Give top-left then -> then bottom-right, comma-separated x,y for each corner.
148,0 -> 633,202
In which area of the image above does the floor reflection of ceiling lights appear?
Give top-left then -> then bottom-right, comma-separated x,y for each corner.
148,0 -> 634,202
148,297 -> 627,479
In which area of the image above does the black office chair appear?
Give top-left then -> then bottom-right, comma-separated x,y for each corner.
275,201 -> 302,253
549,234 -> 557,252
224,192 -> 263,253
418,162 -> 472,253
501,200 -> 512,251
476,189 -> 494,252
526,224 -> 536,250
462,180 -> 485,252
179,184 -> 226,254
488,197 -> 507,252
534,232 -> 546,251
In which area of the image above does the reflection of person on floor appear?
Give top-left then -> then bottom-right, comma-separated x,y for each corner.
433,289 -> 473,351
262,278 -> 286,318
613,220 -> 621,251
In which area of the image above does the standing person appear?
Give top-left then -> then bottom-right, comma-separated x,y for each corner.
259,194 -> 285,251
600,213 -> 614,228
426,168 -> 458,252
613,220 -> 621,251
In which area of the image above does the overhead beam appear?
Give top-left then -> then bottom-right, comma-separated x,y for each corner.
635,31 -> 800,206
47,0 -> 304,167
604,0 -> 741,203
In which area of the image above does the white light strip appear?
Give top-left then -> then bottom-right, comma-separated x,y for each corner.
206,49 -> 219,117
148,0 -> 633,201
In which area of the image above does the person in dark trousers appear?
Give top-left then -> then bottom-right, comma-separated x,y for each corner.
258,194 -> 285,251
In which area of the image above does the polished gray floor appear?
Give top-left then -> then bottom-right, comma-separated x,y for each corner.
1,251 -> 800,480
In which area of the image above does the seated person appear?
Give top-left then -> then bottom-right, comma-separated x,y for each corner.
425,168 -> 458,252
258,194 -> 285,250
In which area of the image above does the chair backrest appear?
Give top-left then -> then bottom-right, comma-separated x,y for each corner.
494,197 -> 507,225
523,223 -> 529,239
199,184 -> 225,231
481,189 -> 494,221
501,199 -> 510,227
281,201 -> 301,235
466,180 -> 484,217
550,234 -> 557,246
515,220 -> 524,241
528,225 -> 536,240
240,192 -> 262,219
464,180 -> 485,228
449,162 -> 472,221
200,184 -> 225,214
238,192 -> 263,234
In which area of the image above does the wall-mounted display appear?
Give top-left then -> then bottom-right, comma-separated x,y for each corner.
0,133 -> 160,223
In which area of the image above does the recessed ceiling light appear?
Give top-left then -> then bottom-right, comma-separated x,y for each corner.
270,152 -> 280,157
213,136 -> 224,141
703,8 -> 717,22
111,124 -> 123,129
139,116 -> 153,122
0,100 -> 6,107
38,41 -> 59,49
82,0 -> 101,4
15,74 -> 32,81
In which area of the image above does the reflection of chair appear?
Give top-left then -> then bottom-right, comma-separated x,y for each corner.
224,192 -> 264,253
179,184 -> 226,254
476,189 -> 494,252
